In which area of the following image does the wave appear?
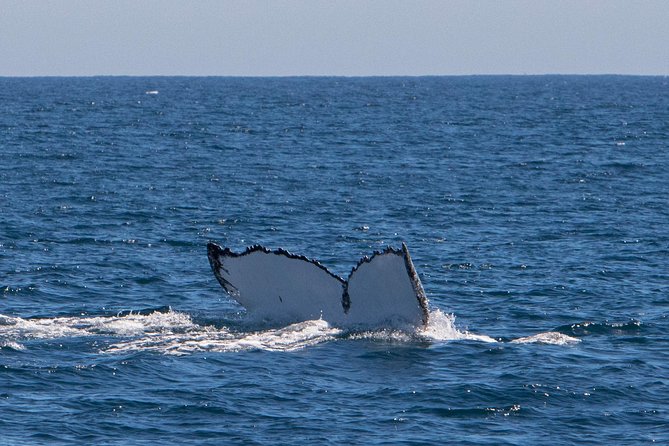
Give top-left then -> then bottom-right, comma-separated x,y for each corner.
553,320 -> 642,337
0,340 -> 26,351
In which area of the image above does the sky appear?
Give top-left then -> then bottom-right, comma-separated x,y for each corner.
1,0 -> 668,76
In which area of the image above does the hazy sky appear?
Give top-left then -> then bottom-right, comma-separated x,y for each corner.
1,0 -> 668,76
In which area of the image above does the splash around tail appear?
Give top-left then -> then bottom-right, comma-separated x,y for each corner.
0,307 -> 581,355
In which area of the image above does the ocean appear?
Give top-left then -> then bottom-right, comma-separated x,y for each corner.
1,76 -> 667,444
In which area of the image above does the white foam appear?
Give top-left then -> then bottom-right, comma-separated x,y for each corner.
0,340 -> 26,351
0,310 -> 581,355
0,314 -> 90,339
511,331 -> 580,345
348,328 -> 415,343
106,318 -> 341,355
421,310 -> 498,343
0,311 -> 339,354
0,310 -> 196,341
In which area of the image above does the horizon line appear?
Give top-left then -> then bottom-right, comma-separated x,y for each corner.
1,73 -> 667,79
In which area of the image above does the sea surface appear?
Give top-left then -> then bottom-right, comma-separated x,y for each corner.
1,76 -> 668,445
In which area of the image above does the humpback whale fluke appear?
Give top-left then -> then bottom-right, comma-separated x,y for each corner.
207,242 -> 429,327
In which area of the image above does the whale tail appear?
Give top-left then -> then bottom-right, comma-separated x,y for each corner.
207,242 -> 429,327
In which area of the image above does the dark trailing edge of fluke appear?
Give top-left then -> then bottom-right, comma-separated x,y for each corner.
207,243 -> 345,294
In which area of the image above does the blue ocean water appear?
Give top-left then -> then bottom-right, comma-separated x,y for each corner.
1,76 -> 668,445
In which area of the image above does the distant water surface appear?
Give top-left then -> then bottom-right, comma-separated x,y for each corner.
1,76 -> 668,445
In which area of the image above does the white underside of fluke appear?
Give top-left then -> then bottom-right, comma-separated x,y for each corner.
207,243 -> 429,328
